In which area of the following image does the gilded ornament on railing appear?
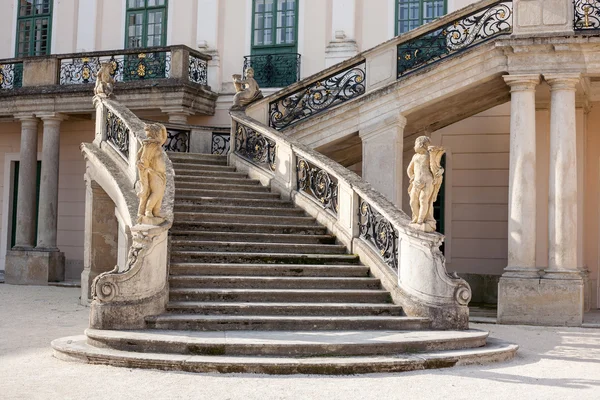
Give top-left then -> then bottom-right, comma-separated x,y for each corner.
269,61 -> 366,130
60,55 -> 122,85
94,62 -> 115,97
231,68 -> 264,109
397,1 -> 512,78
189,54 -> 208,85
0,63 -> 22,90
358,200 -> 399,270
297,158 -> 339,215
407,136 -> 445,233
136,123 -> 168,225
574,0 -> 600,30
234,123 -> 276,171
105,109 -> 130,158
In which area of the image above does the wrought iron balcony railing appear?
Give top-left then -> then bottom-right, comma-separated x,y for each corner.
574,0 -> 600,30
0,62 -> 23,89
243,53 -> 301,88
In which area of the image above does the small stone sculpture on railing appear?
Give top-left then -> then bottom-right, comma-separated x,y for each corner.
94,62 -> 115,98
231,67 -> 263,110
407,136 -> 446,233
136,123 -> 168,225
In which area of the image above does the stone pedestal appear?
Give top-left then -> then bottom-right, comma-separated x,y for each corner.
5,249 -> 65,285
325,0 -> 358,67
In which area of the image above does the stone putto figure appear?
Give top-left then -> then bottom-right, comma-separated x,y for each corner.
231,67 -> 263,109
407,136 -> 446,233
136,123 -> 168,225
94,62 -> 115,98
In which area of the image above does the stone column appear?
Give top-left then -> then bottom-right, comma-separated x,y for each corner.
325,0 -> 359,67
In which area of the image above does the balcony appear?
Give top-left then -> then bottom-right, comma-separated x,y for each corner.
243,53 -> 301,88
0,45 -> 217,118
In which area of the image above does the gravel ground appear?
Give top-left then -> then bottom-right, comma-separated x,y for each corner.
1,284 -> 600,400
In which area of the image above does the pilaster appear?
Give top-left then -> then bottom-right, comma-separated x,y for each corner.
325,0 -> 359,67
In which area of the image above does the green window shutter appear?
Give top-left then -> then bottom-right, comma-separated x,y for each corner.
251,0 -> 298,54
125,0 -> 168,49
15,0 -> 53,57
396,0 -> 446,35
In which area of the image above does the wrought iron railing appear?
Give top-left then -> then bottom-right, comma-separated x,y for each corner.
234,123 -> 276,171
397,1 -> 513,78
211,132 -> 231,155
296,157 -> 339,215
0,62 -> 23,89
574,0 -> 600,30
243,53 -> 301,88
358,198 -> 399,270
163,128 -> 190,152
189,54 -> 208,85
105,109 -> 130,159
269,61 -> 366,130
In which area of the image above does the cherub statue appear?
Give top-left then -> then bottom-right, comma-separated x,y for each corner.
231,67 -> 263,110
94,62 -> 115,98
136,123 -> 168,225
407,136 -> 446,233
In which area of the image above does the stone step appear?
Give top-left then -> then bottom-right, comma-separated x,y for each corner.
174,196 -> 294,208
168,288 -> 389,303
171,221 -> 327,235
168,263 -> 370,277
84,329 -> 488,357
175,182 -> 271,193
144,314 -> 430,331
170,251 -> 360,264
52,335 -> 518,375
168,152 -> 228,164
175,188 -> 280,200
169,240 -> 346,255
171,159 -> 229,168
169,231 -> 336,245
173,204 -> 306,217
168,276 -> 381,290
176,169 -> 249,179
164,301 -> 403,316
173,213 -> 317,226
174,175 -> 260,186
173,164 -> 236,173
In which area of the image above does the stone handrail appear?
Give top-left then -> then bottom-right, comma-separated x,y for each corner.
230,111 -> 471,330
81,96 -> 175,329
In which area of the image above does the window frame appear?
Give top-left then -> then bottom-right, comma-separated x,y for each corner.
395,0 -> 447,36
251,0 -> 299,54
124,0 -> 168,49
14,0 -> 53,57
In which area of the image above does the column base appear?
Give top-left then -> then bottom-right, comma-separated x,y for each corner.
5,249 -> 65,285
498,275 -> 584,326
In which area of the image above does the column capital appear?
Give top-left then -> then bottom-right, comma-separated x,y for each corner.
503,74 -> 541,92
37,112 -> 68,123
544,73 -> 581,91
14,113 -> 39,127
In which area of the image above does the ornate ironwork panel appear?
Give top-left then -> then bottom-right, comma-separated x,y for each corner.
234,123 -> 276,171
296,158 -> 339,215
358,199 -> 399,270
211,132 -> 231,155
397,1 -> 513,78
0,62 -> 23,89
105,109 -> 130,159
123,52 -> 171,80
189,55 -> 208,85
269,61 -> 366,130
60,55 -> 123,85
163,128 -> 190,152
243,53 -> 301,88
574,0 -> 600,30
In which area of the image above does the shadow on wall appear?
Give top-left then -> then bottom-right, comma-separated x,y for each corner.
459,273 -> 500,305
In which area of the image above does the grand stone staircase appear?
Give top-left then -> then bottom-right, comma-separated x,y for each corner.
52,151 -> 517,374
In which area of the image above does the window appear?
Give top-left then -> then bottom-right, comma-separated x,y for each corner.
396,0 -> 446,35
15,0 -> 53,57
252,0 -> 298,51
125,0 -> 167,48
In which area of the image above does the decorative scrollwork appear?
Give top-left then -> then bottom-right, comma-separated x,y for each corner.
91,266 -> 119,302
163,128 -> 190,152
189,54 -> 208,85
574,0 -> 600,30
234,123 -> 276,171
243,53 -> 301,88
0,62 -> 23,89
60,55 -> 123,85
297,158 -> 339,215
105,109 -> 130,159
211,132 -> 231,155
455,284 -> 472,306
397,1 -> 512,78
358,199 -> 399,270
269,62 -> 366,130
123,52 -> 171,80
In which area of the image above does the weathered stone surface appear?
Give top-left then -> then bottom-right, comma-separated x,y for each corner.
5,250 -> 65,285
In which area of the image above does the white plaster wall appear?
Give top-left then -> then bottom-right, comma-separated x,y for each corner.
52,0 -> 79,54
0,1 -> 17,58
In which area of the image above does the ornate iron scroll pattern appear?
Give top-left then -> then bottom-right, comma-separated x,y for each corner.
234,123 -> 276,171
574,0 -> 600,30
397,1 -> 512,78
296,158 -> 339,215
269,61 -> 366,130
163,128 -> 190,153
211,132 -> 231,155
243,53 -> 301,88
358,199 -> 399,270
105,109 -> 130,159
189,54 -> 208,85
0,62 -> 23,89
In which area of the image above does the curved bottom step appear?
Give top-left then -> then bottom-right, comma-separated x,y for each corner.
52,334 -> 517,375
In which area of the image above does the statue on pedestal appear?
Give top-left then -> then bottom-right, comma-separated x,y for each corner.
136,123 -> 167,225
94,62 -> 115,98
231,67 -> 263,109
407,136 -> 446,233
